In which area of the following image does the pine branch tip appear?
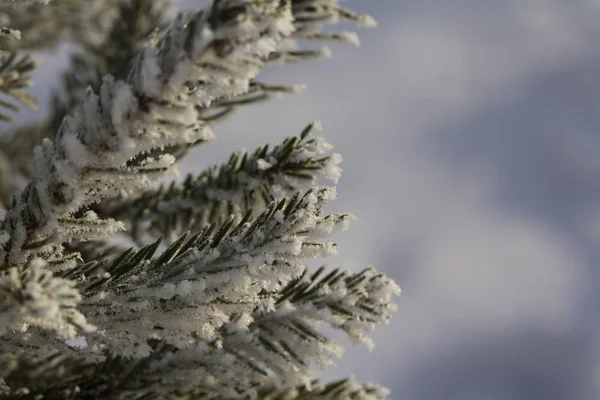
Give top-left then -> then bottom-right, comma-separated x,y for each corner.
319,46 -> 333,58
312,119 -> 323,131
339,31 -> 360,47
358,14 -> 378,29
292,83 -> 307,93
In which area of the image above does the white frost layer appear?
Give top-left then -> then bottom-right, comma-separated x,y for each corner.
0,259 -> 95,338
1,1 -> 295,269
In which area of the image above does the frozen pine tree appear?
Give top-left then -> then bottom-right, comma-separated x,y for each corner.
0,1 -> 399,399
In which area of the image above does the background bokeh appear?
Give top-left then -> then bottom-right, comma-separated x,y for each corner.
18,0 -> 600,398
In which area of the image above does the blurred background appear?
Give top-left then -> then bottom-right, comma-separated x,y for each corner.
15,0 -> 600,398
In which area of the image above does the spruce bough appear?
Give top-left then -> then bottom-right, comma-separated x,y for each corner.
0,1 -> 399,398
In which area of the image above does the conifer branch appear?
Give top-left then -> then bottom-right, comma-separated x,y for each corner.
0,0 -> 296,336
59,0 -> 171,108
101,122 -> 342,245
0,26 -> 41,210
167,0 -> 378,158
270,264 -> 400,350
64,187 -> 352,356
258,378 -> 390,400
0,52 -> 38,122
0,350 -> 163,400
0,351 -> 389,399
0,0 -> 375,211
0,1 -> 398,398
0,0 -> 118,52
0,0 -> 172,211
47,188 -> 398,396
197,263 -> 399,393
0,258 -> 94,338
4,186 -> 393,397
131,261 -> 398,397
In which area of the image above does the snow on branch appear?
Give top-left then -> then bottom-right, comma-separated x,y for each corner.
65,187 -> 351,356
0,0 -> 117,52
259,377 -> 391,400
195,0 -> 378,122
135,267 -> 398,397
0,0 -> 295,266
0,0 -> 172,217
270,264 -> 400,350
50,186 -> 399,396
0,351 -> 389,399
0,52 -> 38,123
0,0 -> 296,337
0,0 -> 377,216
0,1 -> 397,398
200,265 -> 399,392
0,258 -> 93,338
0,350 -> 155,399
102,121 -> 342,244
